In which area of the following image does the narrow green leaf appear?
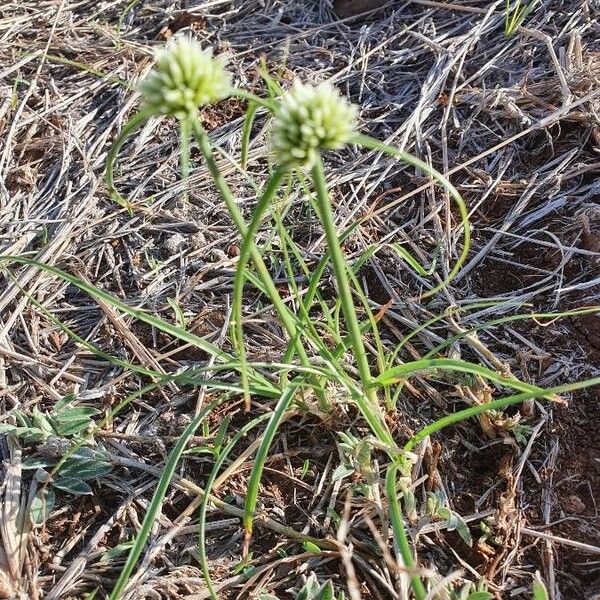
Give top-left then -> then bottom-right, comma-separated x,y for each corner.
243,384 -> 298,539
241,101 -> 258,169
108,398 -> 222,600
376,358 -> 546,397
388,243 -> 436,277
467,593 -> 493,600
301,541 -> 321,553
451,511 -> 473,547
105,109 -> 154,210
100,541 -> 135,564
32,407 -> 54,436
198,413 -> 270,600
385,463 -> 427,599
353,134 -> 471,300
405,375 -> 600,451
532,573 -> 549,600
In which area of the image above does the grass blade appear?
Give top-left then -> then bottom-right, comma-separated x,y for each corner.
375,357 -> 547,396
242,383 -> 299,549
385,463 -> 427,599
405,375 -> 600,451
353,134 -> 470,300
232,166 -> 288,406
1,254 -> 280,397
198,412 -> 271,599
423,305 -> 600,359
108,397 -> 223,599
240,101 -> 258,169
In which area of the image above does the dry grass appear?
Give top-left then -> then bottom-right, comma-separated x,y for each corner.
1,1 -> 599,598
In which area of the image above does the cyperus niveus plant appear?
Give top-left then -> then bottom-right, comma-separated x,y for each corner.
33,35 -> 589,600
270,81 -> 357,167
139,37 -> 231,118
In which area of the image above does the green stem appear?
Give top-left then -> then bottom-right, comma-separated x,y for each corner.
353,134 -> 471,300
310,156 -> 376,402
385,464 -> 427,599
232,166 -> 288,405
179,116 -> 191,201
198,412 -> 271,600
191,119 -> 320,400
405,375 -> 600,452
311,155 -> 423,597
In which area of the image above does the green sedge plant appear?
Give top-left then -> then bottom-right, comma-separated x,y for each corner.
504,0 -> 540,36
2,34 -> 599,599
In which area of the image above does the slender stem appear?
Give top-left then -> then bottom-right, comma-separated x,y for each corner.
179,116 -> 191,202
405,375 -> 600,452
310,157 -> 395,443
191,119 -> 319,398
311,155 -> 416,596
232,166 -> 288,407
386,464 -> 427,599
353,134 -> 470,300
310,156 -> 376,402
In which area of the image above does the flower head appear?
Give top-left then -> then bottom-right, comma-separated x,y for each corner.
140,37 -> 231,119
271,81 -> 358,167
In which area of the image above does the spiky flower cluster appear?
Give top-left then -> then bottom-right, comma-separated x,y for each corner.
140,37 -> 231,119
271,81 -> 358,167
